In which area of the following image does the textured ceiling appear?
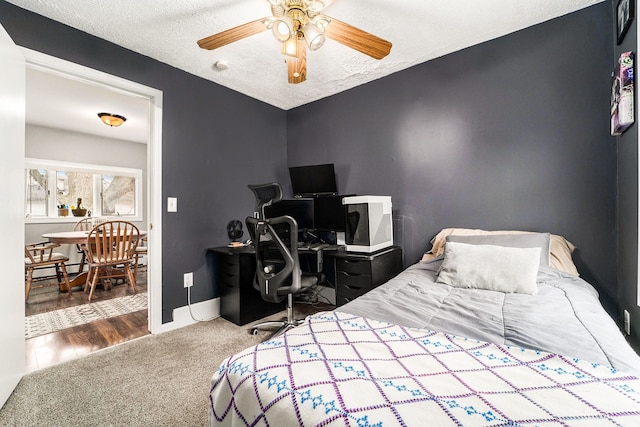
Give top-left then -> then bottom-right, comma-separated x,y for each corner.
10,0 -> 604,113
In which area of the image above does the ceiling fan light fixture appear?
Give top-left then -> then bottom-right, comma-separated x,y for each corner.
269,4 -> 285,17
306,0 -> 325,16
98,112 -> 126,127
197,0 -> 392,84
272,16 -> 294,42
312,15 -> 331,31
302,21 -> 325,50
282,36 -> 299,57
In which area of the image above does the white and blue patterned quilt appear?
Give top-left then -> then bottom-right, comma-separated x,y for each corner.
209,311 -> 640,426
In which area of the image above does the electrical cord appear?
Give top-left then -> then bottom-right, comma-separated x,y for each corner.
187,285 -> 219,322
295,283 -> 335,307
312,292 -> 333,307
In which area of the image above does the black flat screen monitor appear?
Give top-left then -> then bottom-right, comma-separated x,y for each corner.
313,195 -> 347,231
289,163 -> 337,197
264,199 -> 314,230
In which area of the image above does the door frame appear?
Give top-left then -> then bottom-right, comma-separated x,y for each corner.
21,48 -> 164,334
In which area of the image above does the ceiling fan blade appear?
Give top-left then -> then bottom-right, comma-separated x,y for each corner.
324,18 -> 392,60
197,18 -> 268,50
288,38 -> 307,84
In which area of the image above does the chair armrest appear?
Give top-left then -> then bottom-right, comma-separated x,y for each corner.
25,242 -> 63,263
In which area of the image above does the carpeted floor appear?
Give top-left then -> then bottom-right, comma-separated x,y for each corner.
0,303 -> 329,426
25,292 -> 148,339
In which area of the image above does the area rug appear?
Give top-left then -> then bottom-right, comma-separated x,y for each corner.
25,292 -> 148,339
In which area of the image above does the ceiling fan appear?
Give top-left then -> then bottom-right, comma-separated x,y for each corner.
197,0 -> 392,84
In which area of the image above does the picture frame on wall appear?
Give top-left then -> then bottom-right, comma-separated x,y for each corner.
617,0 -> 634,44
611,51 -> 635,135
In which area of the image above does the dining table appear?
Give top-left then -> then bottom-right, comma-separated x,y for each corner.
43,229 -> 148,245
42,229 -> 148,289
42,230 -> 92,245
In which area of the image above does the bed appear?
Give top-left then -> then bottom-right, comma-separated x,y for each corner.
209,229 -> 640,425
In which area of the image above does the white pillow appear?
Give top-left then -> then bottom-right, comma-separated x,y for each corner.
436,242 -> 540,295
445,233 -> 550,268
423,227 -> 579,276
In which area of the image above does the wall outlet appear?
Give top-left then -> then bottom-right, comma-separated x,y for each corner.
624,309 -> 631,335
183,272 -> 193,288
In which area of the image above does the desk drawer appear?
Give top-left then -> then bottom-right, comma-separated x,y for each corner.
330,246 -> 403,307
336,282 -> 373,304
335,258 -> 372,276
221,271 -> 239,288
335,271 -> 373,291
222,256 -> 240,276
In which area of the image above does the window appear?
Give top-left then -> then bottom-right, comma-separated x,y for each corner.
25,168 -> 48,216
56,171 -> 94,212
102,175 -> 136,216
25,158 -> 142,222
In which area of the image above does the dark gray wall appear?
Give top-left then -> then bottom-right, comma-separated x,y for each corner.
615,0 -> 640,345
288,4 -> 617,298
0,2 -> 288,323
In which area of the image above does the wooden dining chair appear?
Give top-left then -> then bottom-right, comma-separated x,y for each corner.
133,236 -> 148,279
73,217 -> 92,272
84,220 -> 140,301
24,242 -> 71,301
74,217 -> 109,272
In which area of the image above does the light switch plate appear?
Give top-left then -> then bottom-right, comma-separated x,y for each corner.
167,197 -> 177,212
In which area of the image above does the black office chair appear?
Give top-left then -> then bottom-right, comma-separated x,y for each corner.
248,182 -> 283,219
246,215 -> 325,338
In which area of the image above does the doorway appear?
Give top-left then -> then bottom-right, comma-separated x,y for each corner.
21,48 -> 163,369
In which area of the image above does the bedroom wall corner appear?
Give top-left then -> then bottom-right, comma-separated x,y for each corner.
615,0 -> 640,351
287,3 -> 616,301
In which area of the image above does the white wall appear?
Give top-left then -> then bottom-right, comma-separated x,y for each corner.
26,124 -> 147,169
25,124 -> 147,266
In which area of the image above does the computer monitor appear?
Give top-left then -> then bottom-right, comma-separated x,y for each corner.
313,195 -> 347,231
288,163 -> 338,197
263,198 -> 315,230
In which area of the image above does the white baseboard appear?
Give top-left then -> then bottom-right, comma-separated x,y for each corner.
157,297 -> 220,333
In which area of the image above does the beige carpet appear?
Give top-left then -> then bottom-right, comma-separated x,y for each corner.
0,303 -> 328,426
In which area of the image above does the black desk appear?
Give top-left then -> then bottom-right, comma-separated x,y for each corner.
208,244 -> 340,325
208,244 -> 403,324
208,246 -> 285,326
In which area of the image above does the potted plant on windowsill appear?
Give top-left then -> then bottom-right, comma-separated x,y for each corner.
71,198 -> 87,217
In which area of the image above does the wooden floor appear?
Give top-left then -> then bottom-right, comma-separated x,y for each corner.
25,272 -> 150,372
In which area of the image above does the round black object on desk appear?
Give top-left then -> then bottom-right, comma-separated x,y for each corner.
227,220 -> 243,242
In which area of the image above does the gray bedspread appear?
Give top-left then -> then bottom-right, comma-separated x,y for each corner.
340,257 -> 640,377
